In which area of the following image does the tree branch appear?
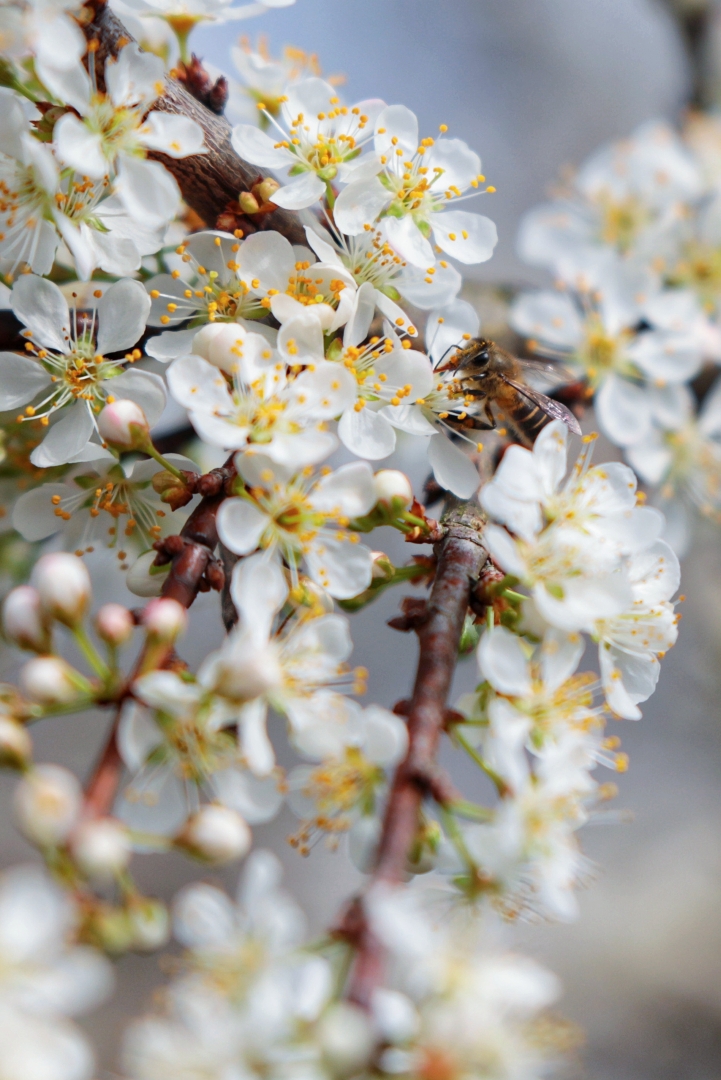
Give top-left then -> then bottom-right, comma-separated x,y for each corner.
341,498 -> 488,1007
82,0 -> 306,240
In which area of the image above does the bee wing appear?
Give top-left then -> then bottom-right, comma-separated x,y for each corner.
502,377 -> 582,436
515,357 -> 578,389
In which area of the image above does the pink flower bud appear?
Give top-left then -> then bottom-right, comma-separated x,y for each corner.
141,598 -> 187,642
192,323 -> 247,374
95,604 -> 134,646
2,586 -> 50,652
71,818 -> 131,881
20,656 -> 87,705
97,399 -> 149,449
178,805 -> 252,864
14,764 -> 82,846
32,553 -> 91,626
0,717 -> 32,769
374,470 -> 413,510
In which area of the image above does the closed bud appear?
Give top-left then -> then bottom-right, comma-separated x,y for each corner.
0,717 -> 32,769
141,598 -> 187,643
255,177 -> 280,204
88,904 -> 135,954
127,551 -> 170,598
20,656 -> 88,705
95,603 -> 134,646
239,191 -> 260,214
2,586 -> 50,652
128,898 -> 170,952
318,1002 -> 374,1076
374,470 -> 413,510
32,553 -> 91,627
371,551 -> 394,581
14,764 -> 82,846
177,804 -> 252,863
192,322 -> 247,374
71,818 -> 131,881
97,399 -> 150,450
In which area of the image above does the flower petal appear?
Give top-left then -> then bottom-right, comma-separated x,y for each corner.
96,278 -> 151,355
432,210 -> 498,265
427,433 -> 479,498
217,497 -> 269,555
231,123 -> 295,168
11,275 -> 69,352
270,170 -> 326,210
29,401 -> 94,468
0,352 -> 51,410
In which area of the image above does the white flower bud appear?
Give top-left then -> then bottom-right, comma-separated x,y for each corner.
371,551 -> 394,581
374,469 -> 413,510
14,764 -> 82,846
0,717 -> 32,769
178,805 -> 252,864
20,656 -> 86,705
127,551 -> 170,597
192,323 -> 247,374
71,818 -> 131,881
31,553 -> 91,627
95,603 -> 135,646
318,1002 -> 375,1076
128,898 -> 170,951
97,399 -> 150,449
2,586 -> 50,652
141,598 -> 187,642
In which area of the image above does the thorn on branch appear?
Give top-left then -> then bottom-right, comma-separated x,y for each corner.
173,54 -> 228,114
387,597 -> 429,632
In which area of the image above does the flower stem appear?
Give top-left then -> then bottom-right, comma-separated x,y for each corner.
144,443 -> 187,482
71,626 -> 110,681
454,729 -> 510,797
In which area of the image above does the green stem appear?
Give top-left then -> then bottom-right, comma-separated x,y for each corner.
440,805 -> 477,870
72,626 -> 110,681
144,443 -> 187,482
325,182 -> 336,211
455,730 -> 509,797
503,588 -> 527,603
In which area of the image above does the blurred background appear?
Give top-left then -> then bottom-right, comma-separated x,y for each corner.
4,1 -> 721,1077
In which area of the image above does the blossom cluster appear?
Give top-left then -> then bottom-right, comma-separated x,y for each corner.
514,117 -> 721,553
0,2 -> 687,1078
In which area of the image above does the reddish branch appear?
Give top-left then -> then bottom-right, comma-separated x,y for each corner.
342,499 -> 488,1007
81,0 -> 306,241
82,463 -> 236,818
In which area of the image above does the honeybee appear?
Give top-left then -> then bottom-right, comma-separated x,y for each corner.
437,338 -> 582,447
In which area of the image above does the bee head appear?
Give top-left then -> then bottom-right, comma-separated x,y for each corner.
437,338 -> 490,373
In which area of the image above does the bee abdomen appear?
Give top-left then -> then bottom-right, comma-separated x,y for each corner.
505,396 -> 551,446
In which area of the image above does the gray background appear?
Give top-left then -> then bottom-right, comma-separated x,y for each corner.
3,2 -> 721,1077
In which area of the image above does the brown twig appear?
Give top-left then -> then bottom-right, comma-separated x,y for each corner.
81,463 -> 236,817
82,0 -> 306,240
341,498 -> 487,1007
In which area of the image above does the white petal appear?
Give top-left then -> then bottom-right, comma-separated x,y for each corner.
278,310 -> 324,362
106,43 -> 164,108
540,629 -> 584,692
109,369 -> 167,427
306,536 -> 373,599
12,484 -> 67,541
510,290 -> 583,350
270,171 -> 326,210
361,705 -> 409,767
30,401 -> 94,468
217,497 -> 269,555
595,374 -> 652,447
167,354 -> 232,412
230,552 -> 287,635
212,767 -> 284,824
375,104 -> 418,156
478,626 -> 532,696
427,433 -> 479,498
338,404 -> 396,459
96,279 -> 151,355
311,461 -> 377,517
145,328 -> 197,362
231,123 -> 295,168
115,157 -> 181,230
425,138 -> 481,192
238,229 -> 295,292
343,281 -> 376,348
334,177 -> 389,235
52,113 -> 106,178
384,215 -> 434,269
139,112 -> 206,158
0,352 -> 51,409
239,699 -> 275,776
11,275 -> 69,352
432,210 -> 498,265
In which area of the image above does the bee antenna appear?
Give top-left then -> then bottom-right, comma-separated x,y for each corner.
433,341 -> 463,371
